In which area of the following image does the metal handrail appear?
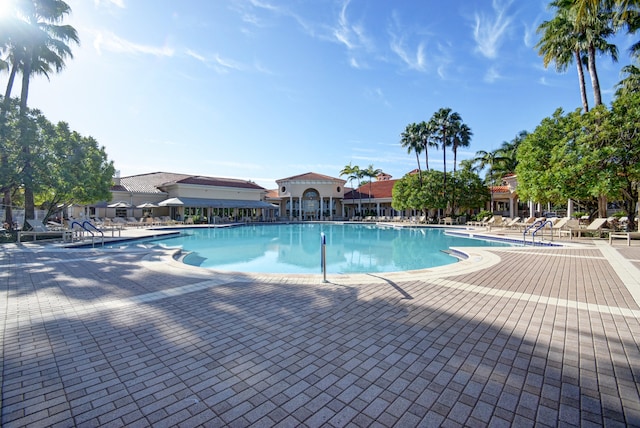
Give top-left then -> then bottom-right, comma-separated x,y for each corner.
70,220 -> 105,247
532,220 -> 554,243
523,219 -> 545,244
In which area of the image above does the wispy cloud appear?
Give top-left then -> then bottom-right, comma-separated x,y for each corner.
94,0 -> 125,8
186,48 -> 273,75
93,31 -> 174,57
523,17 -> 540,48
363,87 -> 391,107
484,66 -> 502,83
388,11 -> 428,72
236,0 -> 316,36
472,0 -> 513,59
332,0 -> 372,51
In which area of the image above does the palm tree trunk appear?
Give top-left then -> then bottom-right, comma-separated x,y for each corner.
1,62 -> 19,229
424,148 -> 429,171
414,153 -> 422,185
587,45 -> 602,106
574,50 -> 589,112
19,55 -> 35,225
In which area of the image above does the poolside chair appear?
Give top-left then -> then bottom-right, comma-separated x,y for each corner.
18,219 -> 73,243
503,217 -> 521,229
440,217 -> 454,225
562,217 -> 609,239
467,216 -> 489,227
516,216 -> 542,231
486,215 -> 504,230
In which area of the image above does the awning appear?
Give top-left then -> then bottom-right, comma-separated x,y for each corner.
157,197 -> 275,209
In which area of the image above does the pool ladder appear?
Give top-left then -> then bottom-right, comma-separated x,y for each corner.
70,220 -> 105,247
523,220 -> 554,245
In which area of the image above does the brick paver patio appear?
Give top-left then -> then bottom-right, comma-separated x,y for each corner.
1,237 -> 640,427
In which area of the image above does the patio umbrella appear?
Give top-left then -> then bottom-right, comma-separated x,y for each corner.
107,201 -> 132,208
136,202 -> 159,209
158,197 -> 184,207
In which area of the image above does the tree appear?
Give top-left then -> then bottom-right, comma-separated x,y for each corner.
537,5 -> 591,112
451,123 -> 472,175
428,107 -> 463,196
0,100 -> 114,225
516,96 -> 640,230
400,123 -> 423,185
417,120 -> 438,172
7,0 -> 79,226
541,0 -> 618,108
616,63 -> 640,96
37,121 -> 115,221
473,148 -> 508,212
340,162 -> 362,215
450,165 -> 490,215
362,164 -> 382,215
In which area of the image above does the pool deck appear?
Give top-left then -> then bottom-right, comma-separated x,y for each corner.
2,226 -> 640,427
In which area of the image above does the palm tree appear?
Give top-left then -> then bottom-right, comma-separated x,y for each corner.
473,149 -> 507,213
340,162 -> 362,216
616,63 -> 640,95
451,123 -> 472,175
543,0 -> 618,108
417,120 -> 438,172
428,107 -> 462,194
362,164 -> 382,215
400,122 -> 423,185
537,6 -> 591,112
493,130 -> 527,177
8,0 -> 79,224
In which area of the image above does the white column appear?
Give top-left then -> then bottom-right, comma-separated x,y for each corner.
298,197 -> 302,220
330,196 -> 333,220
567,199 -> 574,218
289,196 -> 293,220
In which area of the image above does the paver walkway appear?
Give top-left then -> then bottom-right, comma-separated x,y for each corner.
1,240 -> 640,427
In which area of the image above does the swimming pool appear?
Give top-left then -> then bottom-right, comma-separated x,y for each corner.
119,223 -> 513,274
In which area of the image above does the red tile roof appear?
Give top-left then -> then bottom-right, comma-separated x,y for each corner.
345,180 -> 397,199
491,185 -> 512,193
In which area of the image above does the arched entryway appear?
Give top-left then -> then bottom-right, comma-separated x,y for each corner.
302,188 -> 320,220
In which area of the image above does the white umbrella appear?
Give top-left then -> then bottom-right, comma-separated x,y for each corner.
136,202 -> 159,209
107,201 -> 132,208
158,197 -> 184,207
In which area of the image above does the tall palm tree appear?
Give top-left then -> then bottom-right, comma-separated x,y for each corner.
616,63 -> 640,95
428,107 -> 462,193
9,0 -> 79,223
537,6 -> 591,112
493,130 -> 527,177
473,149 -> 507,213
362,164 -> 382,215
417,120 -> 438,172
451,123 -> 472,175
544,0 -> 618,108
340,162 -> 362,216
400,122 -> 423,185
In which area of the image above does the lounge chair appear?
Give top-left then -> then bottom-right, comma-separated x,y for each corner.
18,219 -> 73,243
516,216 -> 544,231
562,217 -> 609,239
440,217 -> 454,225
503,217 -> 521,229
486,215 -> 504,230
467,216 -> 489,227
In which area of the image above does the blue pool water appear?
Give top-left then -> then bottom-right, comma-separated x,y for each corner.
120,223 -> 512,274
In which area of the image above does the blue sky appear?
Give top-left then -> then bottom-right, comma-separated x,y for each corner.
19,0 -> 635,190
